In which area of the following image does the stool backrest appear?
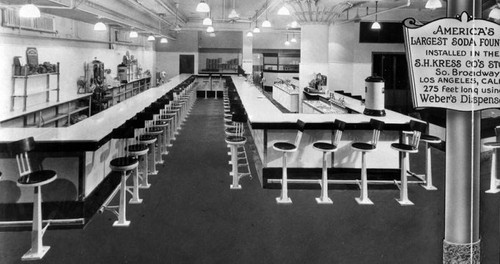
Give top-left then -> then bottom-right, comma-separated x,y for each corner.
369,119 -> 385,147
295,119 -> 306,147
408,120 -> 427,149
7,137 -> 35,177
333,120 -> 346,146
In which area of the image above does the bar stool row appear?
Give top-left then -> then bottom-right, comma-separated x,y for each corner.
102,78 -> 197,227
3,77 -> 197,260
223,77 -> 252,189
272,118 -> 441,206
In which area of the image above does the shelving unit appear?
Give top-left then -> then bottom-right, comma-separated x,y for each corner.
107,77 -> 151,106
0,94 -> 91,128
11,62 -> 60,112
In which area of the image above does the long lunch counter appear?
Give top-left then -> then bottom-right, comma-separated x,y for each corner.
0,74 -> 193,230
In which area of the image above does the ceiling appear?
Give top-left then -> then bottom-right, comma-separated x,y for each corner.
0,0 -> 495,40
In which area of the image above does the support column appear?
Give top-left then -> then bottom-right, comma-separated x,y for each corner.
443,2 -> 481,263
299,23 -> 329,112
242,34 -> 253,75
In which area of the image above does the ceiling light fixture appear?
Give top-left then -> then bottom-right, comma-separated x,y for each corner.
209,32 -> 216,37
284,34 -> 290,46
277,2 -> 290,15
19,1 -> 41,18
291,33 -> 297,43
246,31 -> 253,37
196,0 -> 210,13
262,0 -> 271,27
371,1 -> 381,30
490,5 -> 500,19
94,21 -> 106,31
203,17 -> 213,26
228,0 -> 239,19
129,30 -> 138,38
253,26 -> 261,33
207,26 -> 214,33
290,21 -> 299,28
160,37 -> 168,43
425,0 -> 442,10
147,35 -> 155,41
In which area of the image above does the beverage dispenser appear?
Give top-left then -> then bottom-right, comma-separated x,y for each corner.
363,76 -> 386,116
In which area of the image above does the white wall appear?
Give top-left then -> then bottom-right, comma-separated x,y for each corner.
327,22 -> 404,97
0,15 -> 155,114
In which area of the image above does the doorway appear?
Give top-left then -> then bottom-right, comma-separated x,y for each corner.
372,53 -> 412,115
179,54 -> 194,74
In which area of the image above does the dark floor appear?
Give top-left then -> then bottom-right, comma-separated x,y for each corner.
0,98 -> 499,264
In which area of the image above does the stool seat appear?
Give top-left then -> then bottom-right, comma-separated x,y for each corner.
391,143 -> 418,153
127,144 -> 149,155
146,127 -> 163,135
352,142 -> 376,151
139,135 -> 157,144
273,142 -> 297,152
420,134 -> 441,143
17,170 -> 57,187
160,114 -> 175,120
226,136 -> 247,144
313,142 -> 338,152
484,142 -> 500,149
154,120 -> 169,127
110,157 -> 139,171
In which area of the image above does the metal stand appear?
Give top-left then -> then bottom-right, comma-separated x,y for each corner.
276,153 -> 292,204
316,152 -> 333,204
396,152 -> 414,205
21,186 -> 51,261
355,152 -> 373,205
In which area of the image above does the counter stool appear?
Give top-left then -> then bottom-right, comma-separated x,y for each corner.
167,91 -> 183,137
391,120 -> 426,205
131,118 -> 159,175
138,112 -> 164,166
147,105 -> 170,156
225,113 -> 251,189
419,133 -> 441,190
8,137 -> 57,260
351,119 -> 385,205
485,126 -> 500,193
122,123 -> 150,190
312,120 -> 346,204
109,156 -> 138,227
274,119 -> 306,204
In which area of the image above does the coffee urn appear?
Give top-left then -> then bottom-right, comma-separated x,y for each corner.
363,76 -> 386,116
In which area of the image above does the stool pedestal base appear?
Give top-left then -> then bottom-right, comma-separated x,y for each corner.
315,197 -> 333,204
355,197 -> 373,205
276,197 -> 292,204
22,246 -> 50,261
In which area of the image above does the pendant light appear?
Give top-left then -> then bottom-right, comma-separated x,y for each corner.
490,5 -> 500,20
425,0 -> 442,10
290,33 -> 297,43
284,34 -> 290,46
261,0 -> 271,28
196,0 -> 210,13
129,30 -> 138,38
209,32 -> 216,37
277,1 -> 290,16
203,17 -> 213,26
246,31 -> 253,37
160,37 -> 168,43
19,1 -> 41,18
94,20 -> 107,31
228,0 -> 239,19
173,2 -> 182,31
147,35 -> 155,41
371,1 -> 381,30
290,21 -> 299,28
253,14 -> 260,33
207,26 -> 215,33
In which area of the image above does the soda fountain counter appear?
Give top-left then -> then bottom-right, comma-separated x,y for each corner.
0,74 -> 193,229
230,76 -> 422,188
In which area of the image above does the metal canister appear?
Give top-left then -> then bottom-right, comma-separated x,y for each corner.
363,76 -> 386,116
117,63 -> 128,83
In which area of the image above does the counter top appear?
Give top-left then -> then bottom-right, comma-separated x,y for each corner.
231,76 -> 419,130
0,74 -> 192,150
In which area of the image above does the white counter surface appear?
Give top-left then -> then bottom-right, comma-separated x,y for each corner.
231,76 -> 416,127
0,74 -> 191,143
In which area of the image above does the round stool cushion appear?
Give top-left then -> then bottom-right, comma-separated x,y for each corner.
420,134 -> 441,144
273,142 -> 297,152
154,120 -> 169,127
17,170 -> 57,187
391,143 -> 418,153
139,134 -> 157,144
225,136 -> 247,145
313,142 -> 338,152
351,142 -> 376,152
110,156 -> 138,171
127,144 -> 149,156
147,127 -> 163,135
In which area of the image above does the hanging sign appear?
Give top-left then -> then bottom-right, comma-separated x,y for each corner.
403,12 -> 500,111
